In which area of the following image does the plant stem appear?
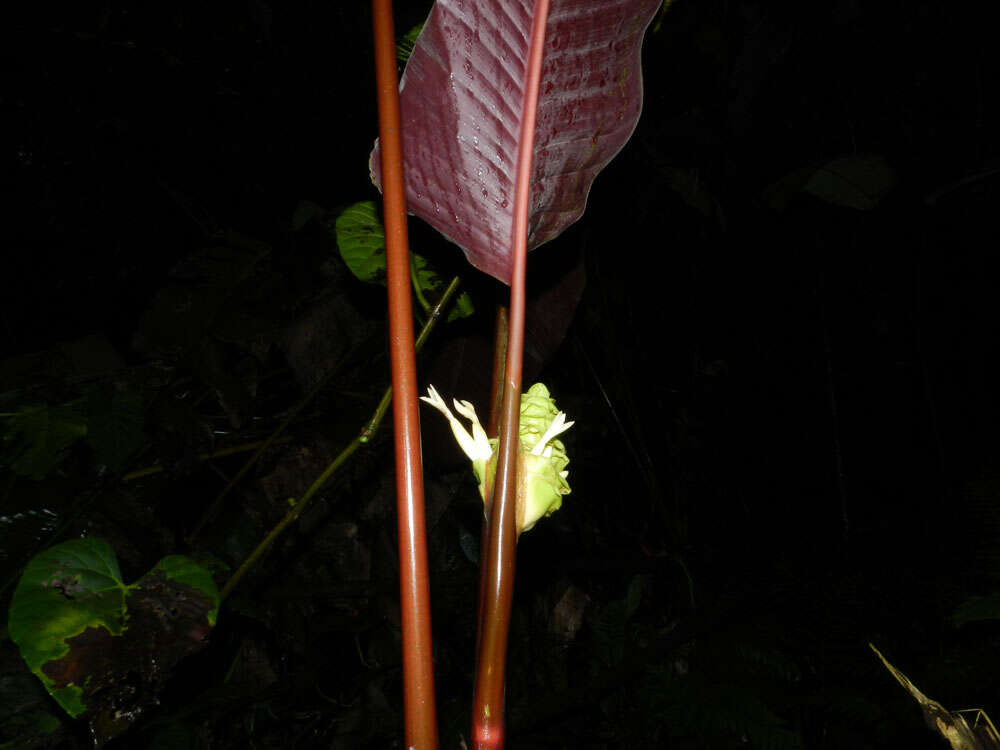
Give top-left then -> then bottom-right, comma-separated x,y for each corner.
373,0 -> 439,746
487,306 -> 510,439
471,3 -> 550,747
217,277 -> 460,603
410,251 -> 432,315
186,360 -> 347,544
122,437 -> 293,482
220,436 -> 361,601
476,306 -> 509,657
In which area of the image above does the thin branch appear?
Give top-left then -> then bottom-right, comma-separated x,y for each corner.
219,277 -> 459,604
123,437 -> 292,482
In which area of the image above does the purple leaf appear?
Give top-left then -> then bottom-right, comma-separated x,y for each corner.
370,0 -> 659,284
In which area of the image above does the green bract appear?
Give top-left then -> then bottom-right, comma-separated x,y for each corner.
421,383 -> 573,533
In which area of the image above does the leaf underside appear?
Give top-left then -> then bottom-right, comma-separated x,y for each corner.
371,0 -> 660,284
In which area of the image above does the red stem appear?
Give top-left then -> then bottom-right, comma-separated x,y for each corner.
472,2 -> 550,747
475,306 -> 508,658
487,306 -> 509,440
372,1 -> 439,746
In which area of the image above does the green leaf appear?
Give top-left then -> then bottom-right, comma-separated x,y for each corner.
411,252 -> 474,322
3,402 -> 88,479
8,539 -> 128,717
153,555 -> 221,626
7,539 -> 219,744
397,23 -> 423,64
335,201 -> 387,286
85,388 -> 145,473
335,201 -> 474,320
802,154 -> 896,211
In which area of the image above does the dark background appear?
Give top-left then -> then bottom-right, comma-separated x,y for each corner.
3,1 -> 999,748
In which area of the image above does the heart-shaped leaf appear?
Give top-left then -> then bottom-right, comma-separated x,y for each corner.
7,538 -> 219,745
370,0 -> 660,283
335,201 -> 388,286
2,402 -> 87,479
335,200 -> 474,321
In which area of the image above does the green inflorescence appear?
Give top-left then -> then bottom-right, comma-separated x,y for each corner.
421,383 -> 573,533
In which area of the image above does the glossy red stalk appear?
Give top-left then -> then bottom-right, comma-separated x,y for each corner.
372,1 -> 439,746
471,2 -> 551,747
475,306 -> 508,657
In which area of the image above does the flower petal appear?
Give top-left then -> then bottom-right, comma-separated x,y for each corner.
530,411 -> 574,456
420,385 -> 480,461
452,399 -> 493,460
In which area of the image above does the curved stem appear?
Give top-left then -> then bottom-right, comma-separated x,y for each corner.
472,2 -> 550,747
219,277 -> 461,603
410,252 -> 432,315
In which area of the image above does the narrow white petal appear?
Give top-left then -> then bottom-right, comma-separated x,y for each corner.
452,399 -> 478,423
531,412 -> 574,456
420,385 -> 478,460
453,400 -> 493,460
419,384 -> 449,414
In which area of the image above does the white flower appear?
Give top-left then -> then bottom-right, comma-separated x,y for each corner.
530,410 -> 574,457
421,383 -> 573,534
420,385 -> 492,462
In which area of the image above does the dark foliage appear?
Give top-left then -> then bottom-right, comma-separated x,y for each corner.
3,0 -> 998,748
